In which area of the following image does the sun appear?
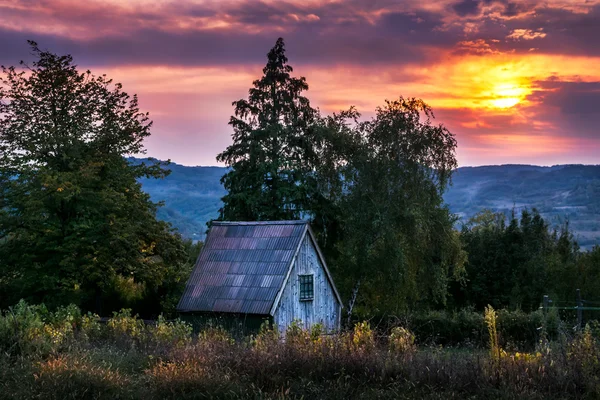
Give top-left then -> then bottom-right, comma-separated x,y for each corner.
491,97 -> 521,108
487,83 -> 530,109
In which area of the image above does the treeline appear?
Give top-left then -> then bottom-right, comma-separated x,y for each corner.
1,38 -> 598,320
452,209 -> 600,312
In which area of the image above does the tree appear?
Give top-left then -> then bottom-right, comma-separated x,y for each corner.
332,98 -> 465,317
217,38 -> 321,221
0,42 -> 187,315
215,39 -> 465,317
455,208 -> 585,311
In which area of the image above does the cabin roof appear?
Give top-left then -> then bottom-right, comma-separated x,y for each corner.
177,220 -> 315,315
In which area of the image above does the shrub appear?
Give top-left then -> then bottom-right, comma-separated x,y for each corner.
252,320 -> 278,352
496,309 -> 544,350
389,326 -> 416,355
350,321 -> 375,352
80,312 -> 103,341
310,322 -> 325,341
149,315 -> 192,349
394,309 -> 553,350
485,305 -> 501,360
403,309 -> 486,346
198,325 -> 234,345
285,319 -> 310,347
0,300 -> 79,356
106,308 -> 146,346
568,324 -> 600,392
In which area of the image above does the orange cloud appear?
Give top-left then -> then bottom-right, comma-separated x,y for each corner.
2,0 -> 600,166
506,29 -> 547,41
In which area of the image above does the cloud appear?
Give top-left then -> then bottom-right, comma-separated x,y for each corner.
527,80 -> 600,139
506,29 -> 546,41
1,0 -> 600,166
452,0 -> 480,16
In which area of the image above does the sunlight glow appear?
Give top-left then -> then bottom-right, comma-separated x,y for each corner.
488,83 -> 530,108
491,97 -> 521,108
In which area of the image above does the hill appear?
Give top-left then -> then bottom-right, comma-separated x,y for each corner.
135,160 -> 600,248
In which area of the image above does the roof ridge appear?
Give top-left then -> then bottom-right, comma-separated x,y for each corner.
211,220 -> 308,226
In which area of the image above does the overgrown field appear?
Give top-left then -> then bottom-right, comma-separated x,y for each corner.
1,302 -> 600,399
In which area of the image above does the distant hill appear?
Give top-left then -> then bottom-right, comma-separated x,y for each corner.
134,159 -> 600,248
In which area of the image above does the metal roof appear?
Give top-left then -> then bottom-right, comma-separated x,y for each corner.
177,220 -> 309,315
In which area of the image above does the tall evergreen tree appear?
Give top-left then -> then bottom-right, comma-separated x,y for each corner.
217,38 -> 320,221
0,42 -> 187,315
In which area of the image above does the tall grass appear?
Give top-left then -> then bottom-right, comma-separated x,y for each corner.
0,302 -> 599,399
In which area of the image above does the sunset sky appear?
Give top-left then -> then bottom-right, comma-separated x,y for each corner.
1,0 -> 599,166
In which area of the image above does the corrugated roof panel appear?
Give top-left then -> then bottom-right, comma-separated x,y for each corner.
177,220 -> 308,314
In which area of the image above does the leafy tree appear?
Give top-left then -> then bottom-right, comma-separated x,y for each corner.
0,42 -> 187,316
216,38 -> 321,221
331,98 -> 465,317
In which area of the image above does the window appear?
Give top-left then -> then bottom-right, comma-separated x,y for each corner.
299,274 -> 314,301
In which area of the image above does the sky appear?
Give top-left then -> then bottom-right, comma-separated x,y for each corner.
1,0 -> 600,167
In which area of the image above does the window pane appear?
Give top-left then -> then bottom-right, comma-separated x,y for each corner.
299,274 -> 314,301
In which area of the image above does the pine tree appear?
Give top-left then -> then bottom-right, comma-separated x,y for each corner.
217,38 -> 320,221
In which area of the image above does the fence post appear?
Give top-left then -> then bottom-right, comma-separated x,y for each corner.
576,289 -> 583,330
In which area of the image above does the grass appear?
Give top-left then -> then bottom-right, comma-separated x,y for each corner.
1,303 -> 599,399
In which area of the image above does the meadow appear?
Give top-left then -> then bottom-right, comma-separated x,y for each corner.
1,301 -> 599,399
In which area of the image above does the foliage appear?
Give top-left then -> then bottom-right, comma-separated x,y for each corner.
389,326 -> 416,355
0,300 -> 80,356
350,321 -> 375,352
485,305 -> 501,360
0,42 -> 189,316
328,98 -> 465,316
2,303 -> 600,399
81,312 -> 103,341
214,39 -> 464,316
217,38 -> 322,221
106,309 -> 147,345
454,208 -> 600,312
149,315 -> 192,349
381,308 -> 555,350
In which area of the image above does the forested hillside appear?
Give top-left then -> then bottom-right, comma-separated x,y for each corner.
138,160 -> 600,248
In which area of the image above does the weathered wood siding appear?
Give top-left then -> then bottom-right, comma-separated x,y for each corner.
272,234 -> 341,332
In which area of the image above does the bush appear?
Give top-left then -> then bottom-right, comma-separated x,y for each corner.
403,309 -> 485,346
389,326 -> 416,355
0,300 -> 78,356
350,321 -> 375,352
80,312 -> 103,341
393,309 -> 553,350
496,309 -> 544,350
148,315 -> 192,349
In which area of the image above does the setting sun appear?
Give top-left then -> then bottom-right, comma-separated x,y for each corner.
491,97 -> 521,108
489,83 -> 530,108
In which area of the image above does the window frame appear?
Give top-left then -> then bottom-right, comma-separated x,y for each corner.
298,274 -> 314,301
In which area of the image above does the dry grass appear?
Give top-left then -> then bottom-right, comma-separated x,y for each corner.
1,304 -> 599,399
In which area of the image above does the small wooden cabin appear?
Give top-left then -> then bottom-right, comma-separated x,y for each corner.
177,221 -> 342,333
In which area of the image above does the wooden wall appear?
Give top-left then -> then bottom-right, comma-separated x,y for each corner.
272,234 -> 341,333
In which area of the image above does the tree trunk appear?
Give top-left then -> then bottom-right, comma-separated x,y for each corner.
346,279 -> 361,328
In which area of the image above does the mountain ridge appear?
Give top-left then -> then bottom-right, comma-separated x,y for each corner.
133,159 -> 600,248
